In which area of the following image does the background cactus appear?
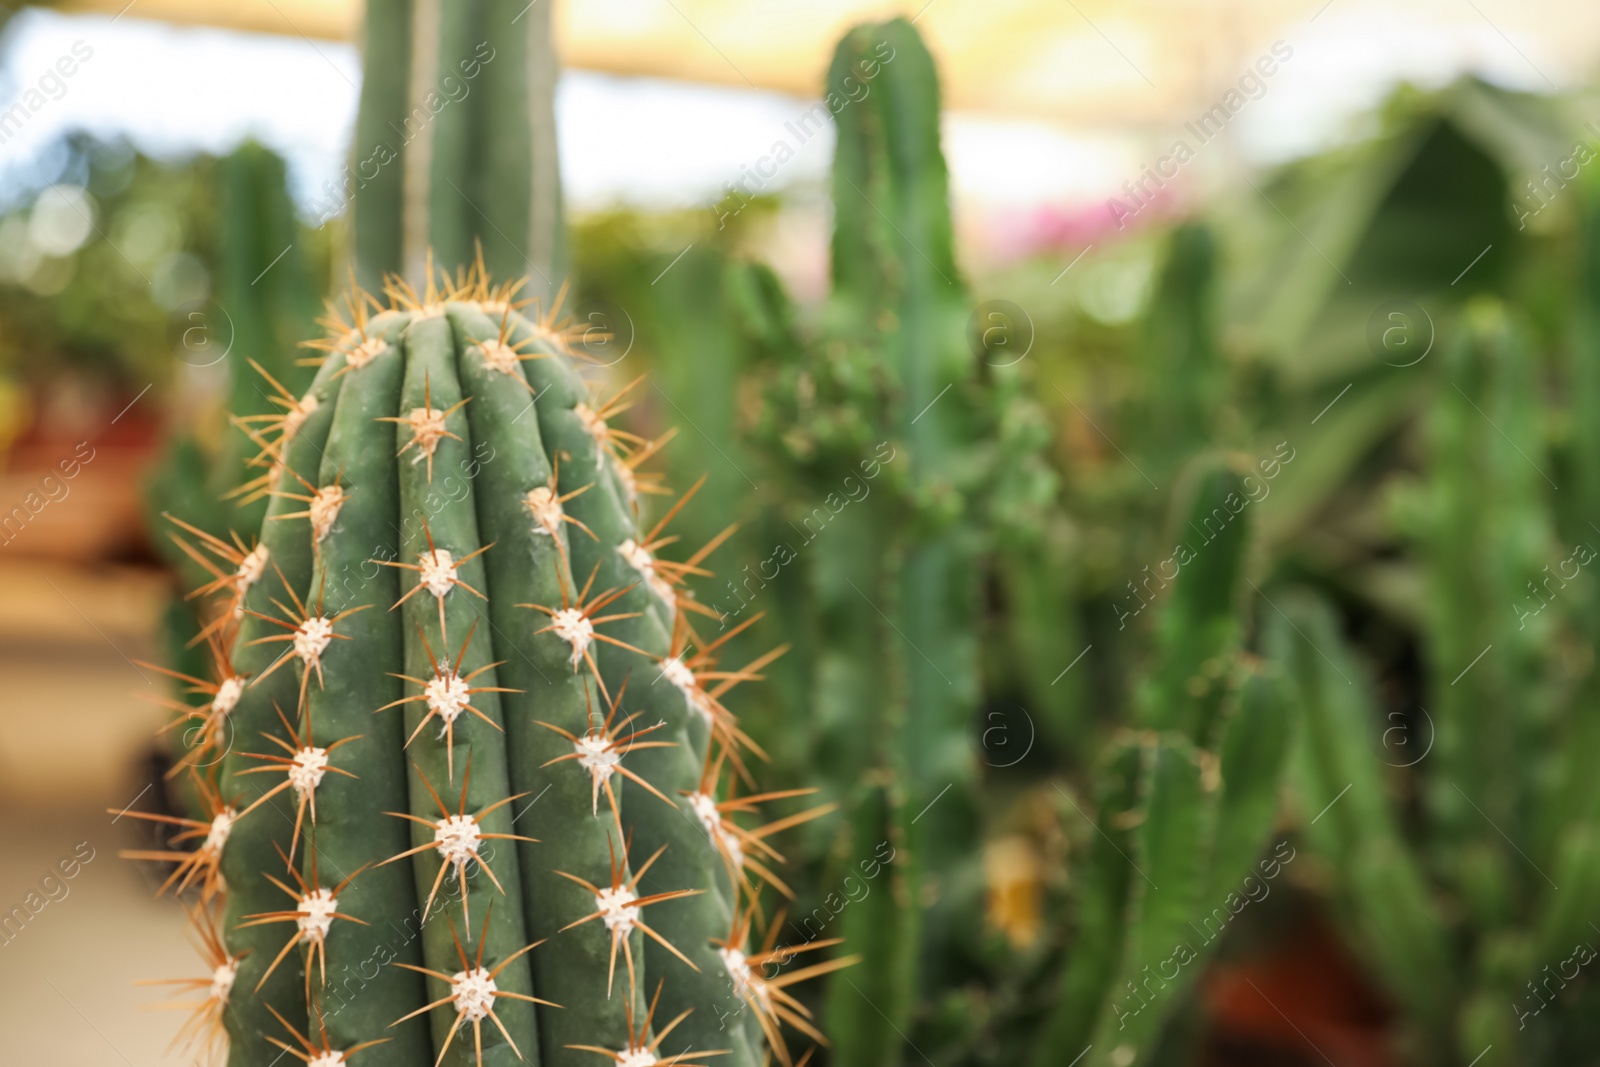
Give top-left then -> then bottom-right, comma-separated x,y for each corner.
742,20 -> 1061,1065
1269,294 -> 1600,1066
1030,461 -> 1291,1067
143,139 -> 323,764
800,22 -> 981,1065
349,0 -> 563,296
145,140 -> 321,549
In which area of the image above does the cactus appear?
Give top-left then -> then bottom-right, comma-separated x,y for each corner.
125,265 -> 848,1067
146,140 -> 321,542
732,20 -> 983,1065
144,140 -> 323,765
820,24 -> 982,902
124,10 -> 836,1064
1271,298 -> 1600,1065
349,0 -> 563,297
1031,460 -> 1292,1067
1128,223 -> 1227,488
986,223 -> 1229,791
695,19 -> 1065,1062
1266,592 -> 1455,1042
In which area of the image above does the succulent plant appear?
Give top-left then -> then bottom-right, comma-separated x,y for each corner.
144,139 -> 322,767
714,19 -> 987,1064
1031,461 -> 1292,1067
666,19 -> 1065,1063
125,264 -> 847,1067
1273,298 -> 1600,1066
349,0 -> 564,297
1127,223 -> 1227,490
128,7 -> 851,1064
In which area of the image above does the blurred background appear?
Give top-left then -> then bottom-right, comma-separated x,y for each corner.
4,1 -> 1600,1064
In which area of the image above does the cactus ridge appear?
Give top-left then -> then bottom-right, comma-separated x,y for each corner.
128,261 -> 847,1067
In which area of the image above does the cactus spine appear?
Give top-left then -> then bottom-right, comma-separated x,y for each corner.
144,140 -> 321,744
134,267 -> 840,1067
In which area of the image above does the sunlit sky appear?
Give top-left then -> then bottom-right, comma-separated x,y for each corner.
0,7 -> 1576,221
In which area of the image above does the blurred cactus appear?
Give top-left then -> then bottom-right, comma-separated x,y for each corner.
210,143 -> 326,520
350,0 -> 563,296
817,25 -> 981,1058
1273,299 -> 1600,1065
1128,224 -> 1227,487
144,140 -> 322,723
1031,462 -> 1291,1067
728,18 -> 1063,1065
1267,593 -> 1454,1045
145,141 -> 320,536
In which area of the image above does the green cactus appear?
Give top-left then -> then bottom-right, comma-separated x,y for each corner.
1267,591 -> 1455,1041
704,20 -> 1065,1063
1129,224 -> 1227,487
822,23 -> 981,886
349,0 -> 563,297
212,143 -> 326,517
146,140 -> 321,530
1420,303 -> 1563,1060
1032,460 -> 1292,1067
993,223 -> 1229,783
1134,462 -> 1252,746
143,140 -> 323,765
127,269 -> 843,1067
1271,298 -> 1600,1065
735,20 -> 983,1065
129,9 -> 836,1065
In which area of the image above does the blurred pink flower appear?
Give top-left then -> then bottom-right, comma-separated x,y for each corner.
976,186 -> 1185,265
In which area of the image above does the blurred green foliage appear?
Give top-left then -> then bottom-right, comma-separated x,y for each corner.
0,132 -> 218,393
0,130 -> 338,413
570,48 -> 1600,1067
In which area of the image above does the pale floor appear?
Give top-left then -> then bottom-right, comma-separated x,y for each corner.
0,803 -> 197,1065
0,557 -> 199,1065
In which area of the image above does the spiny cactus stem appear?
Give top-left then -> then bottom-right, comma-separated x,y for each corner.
130,266 -> 843,1067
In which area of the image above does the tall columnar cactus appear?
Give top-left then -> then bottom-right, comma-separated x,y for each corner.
1032,460 -> 1291,1067
350,0 -> 564,296
821,23 -> 982,899
730,20 -> 1060,1063
738,19 -> 984,1065
1266,592 -> 1454,1047
125,267 -> 845,1067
